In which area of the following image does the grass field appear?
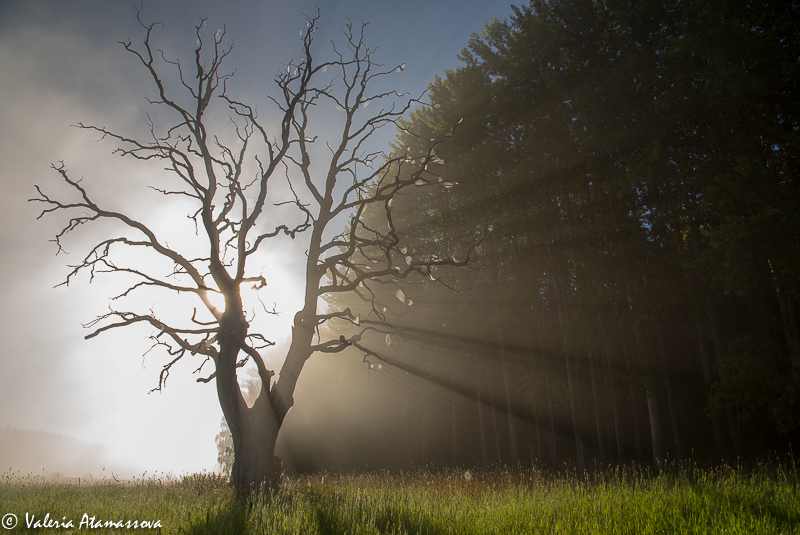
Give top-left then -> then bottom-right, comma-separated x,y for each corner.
1,460 -> 798,534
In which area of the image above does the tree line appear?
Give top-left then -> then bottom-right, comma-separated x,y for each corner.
317,0 -> 800,471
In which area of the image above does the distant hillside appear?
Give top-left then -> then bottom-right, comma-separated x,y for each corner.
0,427 -> 131,478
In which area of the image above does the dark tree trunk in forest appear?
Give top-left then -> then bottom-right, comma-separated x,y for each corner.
535,320 -> 559,464
657,330 -> 683,459
769,260 -> 800,379
487,241 -> 519,465
565,354 -> 588,470
587,341 -> 607,461
533,417 -> 543,465
707,303 -> 741,451
621,336 -> 644,460
474,354 -> 489,468
643,376 -> 664,465
548,244 -> 587,469
544,372 -> 558,464
450,359 -> 458,466
599,317 -> 624,461
695,319 -> 726,449
498,326 -> 520,465
525,318 -> 544,464
632,328 -> 664,465
486,361 -> 504,464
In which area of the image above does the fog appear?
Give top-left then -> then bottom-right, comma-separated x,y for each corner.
0,0 -> 515,477
3,0 -> 796,480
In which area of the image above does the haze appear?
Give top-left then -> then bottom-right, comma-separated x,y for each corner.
3,0 -> 796,479
0,0 -> 514,477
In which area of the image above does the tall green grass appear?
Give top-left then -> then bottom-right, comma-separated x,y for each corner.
0,471 -> 229,533
2,460 -> 798,534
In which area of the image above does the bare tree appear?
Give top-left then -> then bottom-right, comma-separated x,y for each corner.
31,10 -> 472,493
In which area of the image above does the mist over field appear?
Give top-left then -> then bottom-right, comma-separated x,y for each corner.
0,0 -> 516,477
1,0 -> 798,485
0,428 -> 139,479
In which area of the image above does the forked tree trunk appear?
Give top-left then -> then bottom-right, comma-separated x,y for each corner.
229,396 -> 281,492
218,308 -> 315,495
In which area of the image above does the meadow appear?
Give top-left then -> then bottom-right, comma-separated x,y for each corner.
1,459 -> 798,534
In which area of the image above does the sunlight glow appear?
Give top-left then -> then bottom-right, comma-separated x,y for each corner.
204,289 -> 226,314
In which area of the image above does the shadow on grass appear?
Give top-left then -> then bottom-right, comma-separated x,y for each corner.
311,492 -> 442,535
178,500 -> 250,535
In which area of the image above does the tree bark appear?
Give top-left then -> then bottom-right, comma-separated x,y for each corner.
218,306 -> 315,495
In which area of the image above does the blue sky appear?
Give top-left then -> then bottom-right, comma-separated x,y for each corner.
0,0 -> 515,476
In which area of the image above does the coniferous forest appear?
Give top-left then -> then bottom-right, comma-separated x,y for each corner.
266,0 -> 800,474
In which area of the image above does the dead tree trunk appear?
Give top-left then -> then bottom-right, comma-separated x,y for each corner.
220,306 -> 315,493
